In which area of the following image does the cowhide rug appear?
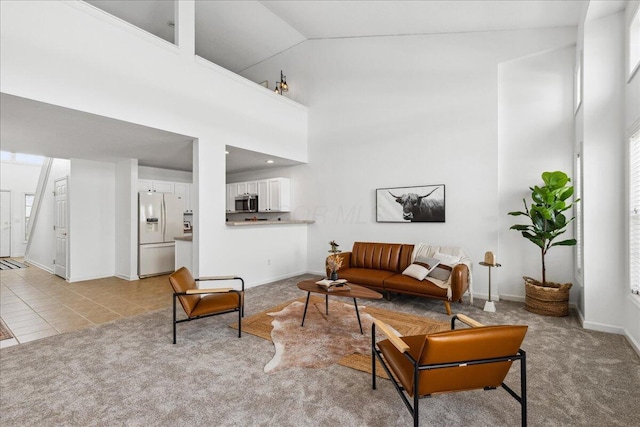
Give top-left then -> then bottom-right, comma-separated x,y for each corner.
264,300 -> 381,373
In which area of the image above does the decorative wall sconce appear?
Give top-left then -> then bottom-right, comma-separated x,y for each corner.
274,70 -> 288,95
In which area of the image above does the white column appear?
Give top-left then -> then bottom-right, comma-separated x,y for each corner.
176,0 -> 195,58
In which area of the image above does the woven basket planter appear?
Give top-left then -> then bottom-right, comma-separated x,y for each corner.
523,277 -> 572,317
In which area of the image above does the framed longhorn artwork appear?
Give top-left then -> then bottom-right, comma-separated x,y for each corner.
376,184 -> 445,223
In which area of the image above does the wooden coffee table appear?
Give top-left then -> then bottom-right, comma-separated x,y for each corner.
297,279 -> 383,334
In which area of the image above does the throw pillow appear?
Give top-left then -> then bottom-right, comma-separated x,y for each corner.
433,251 -> 461,267
416,258 -> 440,272
428,264 -> 452,281
402,264 -> 429,281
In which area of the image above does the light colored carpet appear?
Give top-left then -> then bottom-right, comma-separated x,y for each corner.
0,274 -> 639,426
233,296 -> 449,376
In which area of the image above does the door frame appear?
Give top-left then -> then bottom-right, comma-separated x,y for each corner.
0,190 -> 11,257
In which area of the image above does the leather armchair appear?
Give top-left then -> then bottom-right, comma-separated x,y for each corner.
169,267 -> 244,344
372,314 -> 528,426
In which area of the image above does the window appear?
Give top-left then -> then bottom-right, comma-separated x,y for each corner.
575,149 -> 583,282
631,131 -> 640,294
630,6 -> 640,78
575,51 -> 582,113
0,151 -> 44,165
24,193 -> 34,242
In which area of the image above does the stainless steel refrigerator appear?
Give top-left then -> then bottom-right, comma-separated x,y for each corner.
138,192 -> 184,278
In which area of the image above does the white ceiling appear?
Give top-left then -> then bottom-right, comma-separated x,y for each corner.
86,0 -> 590,73
5,1 -> 626,174
0,94 -> 194,171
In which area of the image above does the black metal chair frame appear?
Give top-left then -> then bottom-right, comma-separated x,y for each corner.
372,315 -> 527,427
172,276 -> 245,344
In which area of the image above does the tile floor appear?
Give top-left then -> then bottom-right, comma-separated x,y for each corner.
0,261 -> 173,348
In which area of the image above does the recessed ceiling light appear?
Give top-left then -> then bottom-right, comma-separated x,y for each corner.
266,160 -> 274,164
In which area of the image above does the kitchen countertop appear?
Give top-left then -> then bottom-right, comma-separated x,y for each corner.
175,235 -> 193,241
226,220 -> 315,226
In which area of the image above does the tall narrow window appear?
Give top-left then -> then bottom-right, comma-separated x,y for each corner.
629,6 -> 640,78
575,150 -> 583,282
575,51 -> 583,113
630,131 -> 640,293
24,193 -> 34,242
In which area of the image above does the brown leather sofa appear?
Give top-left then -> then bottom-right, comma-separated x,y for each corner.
326,242 -> 470,315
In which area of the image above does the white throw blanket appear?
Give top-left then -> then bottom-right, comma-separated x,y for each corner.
411,243 -> 473,303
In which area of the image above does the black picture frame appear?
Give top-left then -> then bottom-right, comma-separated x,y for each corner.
376,184 -> 445,223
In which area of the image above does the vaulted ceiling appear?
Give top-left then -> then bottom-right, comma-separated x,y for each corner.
85,0 -> 588,74
4,1 -> 626,173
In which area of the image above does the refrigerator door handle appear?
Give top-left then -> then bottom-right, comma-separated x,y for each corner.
162,196 -> 167,241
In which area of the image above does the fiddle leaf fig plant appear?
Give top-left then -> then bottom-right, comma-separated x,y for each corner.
508,171 -> 579,286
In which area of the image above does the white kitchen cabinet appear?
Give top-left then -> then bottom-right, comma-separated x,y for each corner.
139,180 -> 193,212
258,177 -> 290,212
138,179 -> 176,193
138,179 -> 153,192
257,180 -> 269,212
152,180 -> 174,193
236,182 -> 247,196
246,181 -> 258,195
174,182 -> 191,212
226,183 -> 239,213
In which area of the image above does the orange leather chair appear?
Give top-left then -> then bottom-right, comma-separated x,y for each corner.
169,267 -> 244,344
372,314 -> 528,426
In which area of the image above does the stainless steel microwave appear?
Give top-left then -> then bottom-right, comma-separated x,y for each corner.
235,194 -> 258,213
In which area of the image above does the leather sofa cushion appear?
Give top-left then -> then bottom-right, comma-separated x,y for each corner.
383,274 -> 449,299
338,268 -> 396,289
190,292 -> 240,318
351,242 -> 407,272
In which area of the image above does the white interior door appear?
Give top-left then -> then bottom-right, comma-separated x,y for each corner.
54,177 -> 68,279
0,191 -> 11,257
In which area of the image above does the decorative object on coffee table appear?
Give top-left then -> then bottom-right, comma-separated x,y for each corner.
327,240 -> 343,281
508,171 -> 579,316
479,251 -> 501,313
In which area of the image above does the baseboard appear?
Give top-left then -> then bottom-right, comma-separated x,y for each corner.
68,273 -> 113,283
497,294 -> 525,303
246,270 -> 310,289
308,269 -> 326,277
582,320 -> 625,335
24,258 -> 53,274
625,330 -> 640,357
115,273 -> 139,281
471,292 -> 496,301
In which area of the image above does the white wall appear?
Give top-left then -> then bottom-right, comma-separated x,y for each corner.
498,46 -> 576,301
0,0 -> 308,284
0,161 -> 41,257
241,28 -> 576,299
68,159 -> 115,282
581,11 -> 626,333
115,159 -> 138,280
138,165 -> 192,183
624,2 -> 640,352
26,158 -> 70,272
